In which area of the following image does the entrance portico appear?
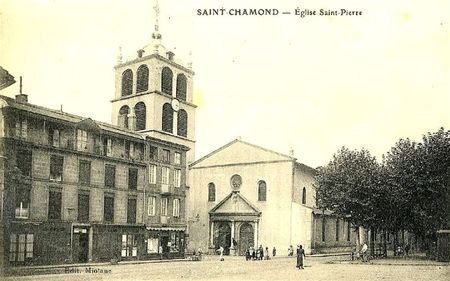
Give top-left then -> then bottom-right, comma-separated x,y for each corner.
209,192 -> 261,255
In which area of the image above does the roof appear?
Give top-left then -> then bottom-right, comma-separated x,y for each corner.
191,138 -> 296,167
191,139 -> 316,172
0,67 -> 16,90
0,94 -> 145,140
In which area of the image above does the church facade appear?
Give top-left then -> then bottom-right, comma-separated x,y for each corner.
187,139 -> 357,255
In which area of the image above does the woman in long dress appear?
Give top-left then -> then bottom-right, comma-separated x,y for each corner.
296,245 -> 305,269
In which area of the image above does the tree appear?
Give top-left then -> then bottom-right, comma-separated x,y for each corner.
315,147 -> 382,232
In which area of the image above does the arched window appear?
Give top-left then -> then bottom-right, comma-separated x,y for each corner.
162,103 -> 173,133
121,69 -> 133,96
136,65 -> 149,93
258,181 -> 266,201
208,183 -> 215,202
176,74 -> 187,101
119,105 -> 130,129
177,109 -> 188,137
302,187 -> 306,204
161,67 -> 173,95
134,102 -> 146,131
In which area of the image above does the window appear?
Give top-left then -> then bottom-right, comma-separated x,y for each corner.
128,168 -> 138,190
170,232 -> 180,252
149,164 -> 157,184
15,117 -> 27,139
9,234 -> 34,262
15,186 -> 30,219
136,65 -> 149,93
162,103 -> 173,133
119,106 -> 130,129
134,102 -> 146,131
121,69 -> 133,97
336,219 -> 340,241
121,234 -> 137,257
173,198 -> 180,217
174,152 -> 181,165
161,67 -> 173,94
322,217 -> 326,242
78,193 -> 90,222
76,129 -> 88,151
105,164 -> 116,188
147,238 -> 159,253
103,138 -> 112,156
174,169 -> 181,188
176,74 -> 187,101
48,190 -> 62,220
161,149 -> 170,163
127,198 -> 137,224
161,167 -> 170,185
258,181 -> 267,201
125,141 -> 135,159
177,109 -> 188,137
302,187 -> 307,204
16,149 -> 32,177
50,155 -> 63,182
347,221 -> 351,242
104,195 -> 114,223
149,146 -> 158,160
79,160 -> 91,185
48,127 -> 60,147
161,197 -> 168,216
208,183 -> 215,202
148,196 -> 156,216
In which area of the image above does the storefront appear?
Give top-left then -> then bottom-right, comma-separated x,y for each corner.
145,227 -> 186,259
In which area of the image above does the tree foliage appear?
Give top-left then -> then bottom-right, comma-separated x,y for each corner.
316,128 -> 450,238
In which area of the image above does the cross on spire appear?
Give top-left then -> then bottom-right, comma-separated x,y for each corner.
153,0 -> 160,33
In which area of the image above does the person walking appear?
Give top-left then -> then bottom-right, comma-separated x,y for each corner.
265,247 -> 270,260
259,245 -> 264,260
296,245 -> 306,269
272,246 -> 277,257
361,243 -> 368,262
217,246 -> 224,261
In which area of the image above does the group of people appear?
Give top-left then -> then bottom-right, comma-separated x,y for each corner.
245,245 -> 276,261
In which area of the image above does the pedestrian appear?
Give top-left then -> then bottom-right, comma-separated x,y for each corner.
159,245 -> 163,260
296,245 -> 306,269
265,247 -> 270,260
259,245 -> 264,260
251,246 -> 256,260
216,246 -> 224,261
404,243 -> 410,258
272,246 -> 276,257
245,248 -> 251,261
360,242 -> 368,262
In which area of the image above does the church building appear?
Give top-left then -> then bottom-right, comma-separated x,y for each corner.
187,139 -> 357,255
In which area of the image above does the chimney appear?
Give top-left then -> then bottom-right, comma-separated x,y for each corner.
15,76 -> 28,103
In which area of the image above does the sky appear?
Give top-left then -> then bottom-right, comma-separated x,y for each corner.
1,0 -> 449,168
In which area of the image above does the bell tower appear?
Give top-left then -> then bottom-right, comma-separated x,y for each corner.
111,0 -> 196,163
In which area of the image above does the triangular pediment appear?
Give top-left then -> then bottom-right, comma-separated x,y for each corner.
210,192 -> 261,215
191,139 -> 294,168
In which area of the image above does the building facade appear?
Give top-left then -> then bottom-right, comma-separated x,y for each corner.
0,91 -> 189,267
187,139 -> 357,255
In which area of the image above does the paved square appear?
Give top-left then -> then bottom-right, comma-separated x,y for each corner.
6,256 -> 450,281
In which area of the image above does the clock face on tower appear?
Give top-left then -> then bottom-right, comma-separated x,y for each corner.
171,99 -> 180,111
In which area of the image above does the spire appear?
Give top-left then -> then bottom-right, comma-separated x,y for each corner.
152,0 -> 162,54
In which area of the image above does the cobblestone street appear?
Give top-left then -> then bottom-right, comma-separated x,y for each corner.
6,256 -> 450,281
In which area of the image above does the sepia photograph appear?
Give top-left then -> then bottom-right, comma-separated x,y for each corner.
0,0 -> 449,280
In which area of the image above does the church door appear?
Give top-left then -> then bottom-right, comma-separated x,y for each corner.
239,223 -> 254,255
215,222 -> 231,255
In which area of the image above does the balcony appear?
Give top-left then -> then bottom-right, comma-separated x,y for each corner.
160,216 -> 168,225
15,206 -> 29,219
